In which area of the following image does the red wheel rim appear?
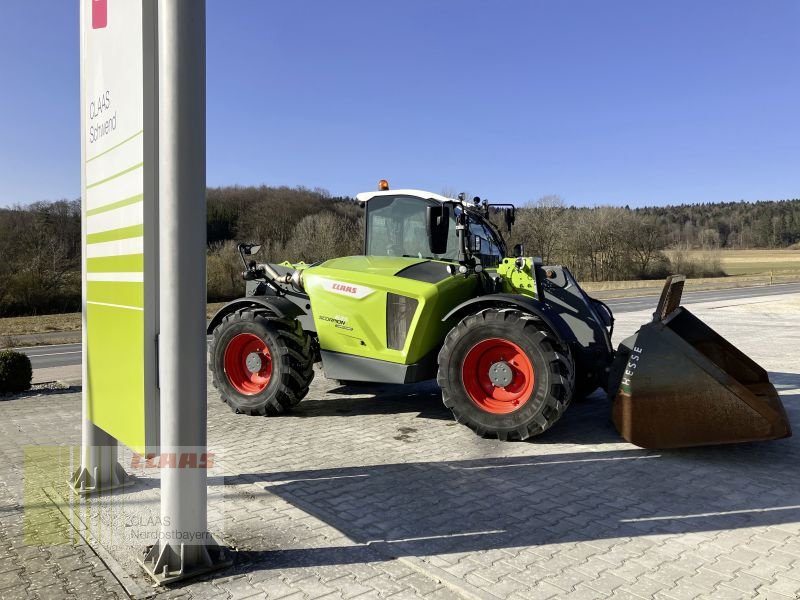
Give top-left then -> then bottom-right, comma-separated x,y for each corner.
461,338 -> 534,414
224,333 -> 273,395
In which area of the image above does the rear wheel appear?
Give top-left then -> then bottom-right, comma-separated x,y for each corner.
438,308 -> 574,441
210,308 -> 315,415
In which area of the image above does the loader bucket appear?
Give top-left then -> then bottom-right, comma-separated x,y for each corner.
609,276 -> 791,449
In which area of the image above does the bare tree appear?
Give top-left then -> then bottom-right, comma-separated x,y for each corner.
515,195 -> 566,264
281,211 -> 362,263
624,214 -> 664,277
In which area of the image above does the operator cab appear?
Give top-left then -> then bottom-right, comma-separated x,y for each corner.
357,186 -> 507,268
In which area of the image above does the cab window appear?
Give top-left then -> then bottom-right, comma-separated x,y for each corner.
469,220 -> 503,267
366,195 -> 459,260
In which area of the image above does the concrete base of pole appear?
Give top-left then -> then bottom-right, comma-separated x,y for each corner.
139,538 -> 231,585
68,461 -> 134,496
69,423 -> 135,495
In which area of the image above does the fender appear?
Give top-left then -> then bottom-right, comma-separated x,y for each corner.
442,293 -> 578,347
207,296 -> 307,334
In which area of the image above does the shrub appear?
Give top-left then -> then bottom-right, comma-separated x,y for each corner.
207,241 -> 244,302
0,350 -> 33,394
644,252 -> 672,279
668,250 -> 726,278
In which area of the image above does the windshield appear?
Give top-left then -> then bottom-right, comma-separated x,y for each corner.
365,195 -> 460,260
364,195 -> 506,265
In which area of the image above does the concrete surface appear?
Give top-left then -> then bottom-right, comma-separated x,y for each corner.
30,366 -> 82,387
0,292 -> 798,599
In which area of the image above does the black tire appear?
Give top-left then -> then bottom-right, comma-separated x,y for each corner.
210,308 -> 315,415
437,308 -> 575,441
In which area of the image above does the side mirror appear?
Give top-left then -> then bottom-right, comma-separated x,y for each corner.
504,208 -> 515,232
513,243 -> 524,257
239,243 -> 262,256
426,205 -> 450,255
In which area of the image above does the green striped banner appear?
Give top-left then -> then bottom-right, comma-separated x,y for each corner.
87,253 -> 143,273
86,162 -> 144,190
87,281 -> 144,308
86,193 -> 143,217
87,224 -> 144,244
86,130 -> 144,163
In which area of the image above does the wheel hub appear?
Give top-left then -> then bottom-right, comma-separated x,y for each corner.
223,333 -> 273,395
461,338 -> 535,414
245,352 -> 263,373
488,361 -> 513,387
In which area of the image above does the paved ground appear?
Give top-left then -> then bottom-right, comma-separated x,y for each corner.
0,293 -> 798,599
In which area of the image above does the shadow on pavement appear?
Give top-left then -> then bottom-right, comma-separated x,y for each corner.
769,371 -> 800,392
295,380 -> 453,422
294,380 -> 623,443
228,443 -> 800,569
220,372 -> 799,571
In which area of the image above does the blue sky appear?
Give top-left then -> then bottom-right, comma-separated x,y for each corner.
0,0 -> 797,207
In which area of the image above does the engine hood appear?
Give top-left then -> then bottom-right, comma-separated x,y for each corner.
315,255 -> 430,278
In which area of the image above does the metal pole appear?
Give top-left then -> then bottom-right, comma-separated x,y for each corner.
141,0 -> 228,583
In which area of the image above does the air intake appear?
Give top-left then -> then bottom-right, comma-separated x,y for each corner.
386,293 -> 418,351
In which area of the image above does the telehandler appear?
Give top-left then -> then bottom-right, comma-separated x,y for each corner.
207,182 -> 790,448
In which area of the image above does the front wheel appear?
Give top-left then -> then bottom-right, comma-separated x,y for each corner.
210,308 -> 315,415
437,308 -> 574,441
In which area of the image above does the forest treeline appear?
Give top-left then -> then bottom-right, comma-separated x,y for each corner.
1,186 -> 798,316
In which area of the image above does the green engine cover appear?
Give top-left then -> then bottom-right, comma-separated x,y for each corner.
303,256 -> 478,364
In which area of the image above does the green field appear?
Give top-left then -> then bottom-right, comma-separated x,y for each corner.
664,249 -> 800,275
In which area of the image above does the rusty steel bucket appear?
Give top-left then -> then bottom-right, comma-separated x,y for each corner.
609,275 -> 792,449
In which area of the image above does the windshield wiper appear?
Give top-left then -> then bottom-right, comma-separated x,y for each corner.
402,254 -> 457,263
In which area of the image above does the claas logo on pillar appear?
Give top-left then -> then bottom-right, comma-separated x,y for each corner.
92,0 -> 107,29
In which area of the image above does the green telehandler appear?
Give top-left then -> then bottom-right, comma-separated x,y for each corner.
207,183 -> 790,448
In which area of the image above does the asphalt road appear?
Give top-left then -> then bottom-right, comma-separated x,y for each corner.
16,282 -> 800,370
601,280 -> 800,313
18,343 -> 83,370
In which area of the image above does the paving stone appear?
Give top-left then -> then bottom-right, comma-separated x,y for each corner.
584,571 -> 629,595
756,575 -> 800,599
659,582 -> 707,600
516,580 -> 565,599
607,560 -> 649,584
720,572 -> 772,595
396,572 -> 442,595
216,574 -> 263,599
0,569 -> 26,591
561,582 -> 615,599
0,584 -> 30,599
252,576 -> 301,598
616,580 -> 669,600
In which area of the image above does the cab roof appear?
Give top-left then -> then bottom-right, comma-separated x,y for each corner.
355,189 -> 462,205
